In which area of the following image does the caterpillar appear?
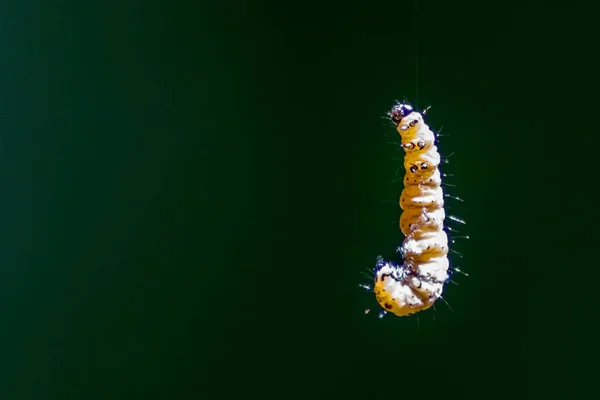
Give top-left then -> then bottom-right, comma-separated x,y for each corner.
372,102 -> 453,317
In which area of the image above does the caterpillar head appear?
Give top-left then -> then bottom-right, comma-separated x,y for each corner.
389,103 -> 413,126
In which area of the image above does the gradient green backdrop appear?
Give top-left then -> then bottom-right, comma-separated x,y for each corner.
0,0 -> 580,398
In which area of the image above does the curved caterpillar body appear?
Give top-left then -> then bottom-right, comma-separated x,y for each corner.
374,103 -> 449,317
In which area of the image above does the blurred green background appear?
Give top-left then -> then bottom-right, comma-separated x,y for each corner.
0,0 -> 582,398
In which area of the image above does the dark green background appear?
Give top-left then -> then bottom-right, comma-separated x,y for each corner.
0,0 -> 583,398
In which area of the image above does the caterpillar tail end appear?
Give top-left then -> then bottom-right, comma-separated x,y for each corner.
373,256 -> 441,317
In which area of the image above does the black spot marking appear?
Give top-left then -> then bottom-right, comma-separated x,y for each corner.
384,303 -> 393,310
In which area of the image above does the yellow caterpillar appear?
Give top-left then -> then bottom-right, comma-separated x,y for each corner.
373,103 -> 450,317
